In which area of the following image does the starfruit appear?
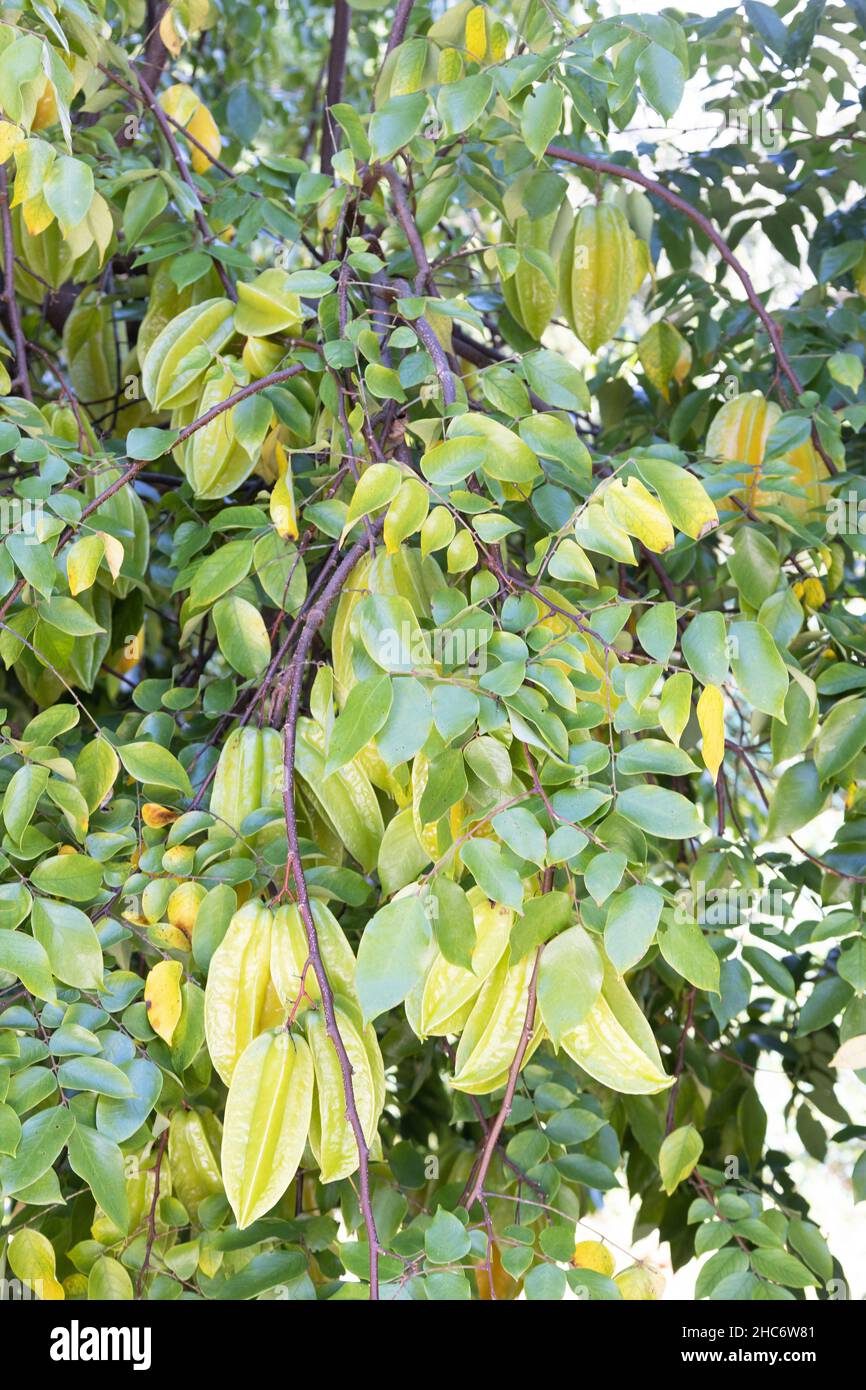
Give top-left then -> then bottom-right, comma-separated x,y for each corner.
560,203 -> 637,353
638,321 -> 692,402
234,269 -> 302,338
138,260 -> 223,369
451,947 -> 546,1095
168,1108 -> 224,1220
331,544 -> 443,705
208,725 -> 283,843
708,393 -> 829,518
62,289 -> 123,423
560,959 -> 672,1095
270,900 -> 358,1013
294,717 -> 383,873
178,364 -> 260,500
405,889 -> 513,1038
305,1004 -> 383,1183
221,1028 -> 314,1229
204,900 -> 285,1084
141,297 -> 235,411
501,202 -> 572,341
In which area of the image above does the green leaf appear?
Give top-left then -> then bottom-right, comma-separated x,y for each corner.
0,929 -> 56,1001
425,1207 -> 471,1264
537,925 -> 604,1046
766,760 -> 825,838
604,885 -> 663,974
0,1107 -> 74,1196
617,786 -> 706,840
430,878 -> 475,971
118,742 -> 192,795
32,898 -> 103,989
127,426 -> 178,461
355,892 -> 432,1021
510,891 -> 572,961
67,1124 -> 129,1233
44,155 -> 94,230
521,81 -> 563,159
659,1124 -> 703,1194
2,764 -> 49,844
750,1248 -> 817,1288
437,74 -> 492,137
369,91 -> 428,159
325,675 -> 393,776
636,42 -> 685,119
461,839 -> 524,912
814,698 -> 866,782
730,622 -> 788,720
682,611 -> 728,686
657,919 -> 720,993
213,595 -> 272,678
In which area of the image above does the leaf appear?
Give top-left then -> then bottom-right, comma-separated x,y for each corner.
144,960 -> 184,1043
604,886 -> 664,974
636,43 -> 685,119
492,806 -> 546,867
682,612 -> 728,686
127,426 -> 178,461
0,1108 -> 74,1197
537,925 -> 604,1046
369,91 -> 428,159
325,675 -> 393,776
521,81 -> 563,160
44,155 -> 93,230
8,1228 -> 64,1300
425,1207 -> 471,1264
729,622 -> 788,720
437,73 -> 492,137
2,763 -> 49,844
696,684 -> 725,782
429,878 -> 475,971
766,760 -> 824,838
814,698 -> 866,782
658,919 -> 720,993
32,898 -> 103,989
0,929 -> 56,1001
659,1124 -> 703,1194
118,742 -> 192,795
355,893 -> 433,1022
67,1124 -> 129,1233
213,595 -> 272,678
617,786 -> 706,840
56,1057 -> 135,1098
750,1248 -> 817,1289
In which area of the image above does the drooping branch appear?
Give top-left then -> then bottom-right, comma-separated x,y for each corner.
281,524 -> 385,1299
547,146 -> 801,397
461,945 -> 544,1211
135,73 -> 237,301
0,166 -> 32,402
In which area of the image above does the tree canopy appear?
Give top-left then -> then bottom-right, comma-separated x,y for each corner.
0,0 -> 865,1305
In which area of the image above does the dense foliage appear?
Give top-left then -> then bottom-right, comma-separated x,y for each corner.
0,0 -> 864,1304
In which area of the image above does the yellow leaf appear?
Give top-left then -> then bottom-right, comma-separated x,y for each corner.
23,194 -> 55,237
96,529 -> 125,580
0,120 -> 25,164
66,534 -> 105,595
696,683 -> 725,783
9,1229 -> 65,1300
604,477 -> 675,553
270,441 -> 298,539
144,959 -> 184,1043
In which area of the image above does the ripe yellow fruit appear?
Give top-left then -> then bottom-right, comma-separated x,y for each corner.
705,392 -> 828,518
572,1240 -> 616,1277
560,204 -> 637,353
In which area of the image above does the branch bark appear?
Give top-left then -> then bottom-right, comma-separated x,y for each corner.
321,0 -> 350,176
281,524 -> 385,1299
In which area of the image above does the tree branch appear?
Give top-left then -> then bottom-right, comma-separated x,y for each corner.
321,0 -> 350,176
281,525 -> 385,1299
